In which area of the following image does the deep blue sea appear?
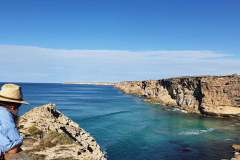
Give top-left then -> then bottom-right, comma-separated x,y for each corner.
9,83 -> 240,160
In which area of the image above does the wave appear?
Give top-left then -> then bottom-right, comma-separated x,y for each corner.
161,106 -> 188,113
178,128 -> 215,136
171,108 -> 188,113
224,138 -> 233,141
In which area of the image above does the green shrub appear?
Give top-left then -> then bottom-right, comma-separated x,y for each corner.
28,125 -> 43,137
37,131 -> 74,149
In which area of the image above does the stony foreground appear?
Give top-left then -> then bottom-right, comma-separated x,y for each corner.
17,104 -> 106,160
115,74 -> 240,117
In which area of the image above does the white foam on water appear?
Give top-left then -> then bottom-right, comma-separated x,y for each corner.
224,138 -> 233,141
172,108 -> 188,113
178,128 -> 215,136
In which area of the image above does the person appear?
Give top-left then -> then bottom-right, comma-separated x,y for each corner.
0,84 -> 28,159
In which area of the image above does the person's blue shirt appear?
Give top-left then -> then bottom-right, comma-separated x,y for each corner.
0,106 -> 23,155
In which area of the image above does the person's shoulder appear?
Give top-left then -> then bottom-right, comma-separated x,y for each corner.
0,106 -> 13,121
0,106 -> 11,114
0,106 -> 15,129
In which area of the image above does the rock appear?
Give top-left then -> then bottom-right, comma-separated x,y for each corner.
115,74 -> 240,117
231,144 -> 240,160
233,144 -> 240,152
18,104 -> 106,160
177,147 -> 192,153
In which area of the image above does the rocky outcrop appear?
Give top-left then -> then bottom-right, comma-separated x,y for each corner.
232,144 -> 240,160
115,74 -> 240,117
18,104 -> 106,160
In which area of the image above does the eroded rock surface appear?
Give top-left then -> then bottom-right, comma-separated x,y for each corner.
18,104 -> 106,160
115,74 -> 240,117
232,144 -> 240,160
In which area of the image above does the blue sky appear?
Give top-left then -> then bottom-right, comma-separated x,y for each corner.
0,0 -> 240,82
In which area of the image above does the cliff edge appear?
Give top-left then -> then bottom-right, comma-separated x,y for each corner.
115,75 -> 240,117
18,104 -> 106,160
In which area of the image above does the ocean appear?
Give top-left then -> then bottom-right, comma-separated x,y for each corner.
12,83 -> 240,159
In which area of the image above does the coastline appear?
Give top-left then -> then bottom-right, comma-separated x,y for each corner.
114,74 -> 240,159
15,80 -> 238,159
115,74 -> 240,117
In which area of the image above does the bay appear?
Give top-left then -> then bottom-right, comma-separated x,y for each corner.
8,83 -> 240,160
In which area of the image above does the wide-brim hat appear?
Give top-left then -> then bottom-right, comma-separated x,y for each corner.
0,83 -> 29,104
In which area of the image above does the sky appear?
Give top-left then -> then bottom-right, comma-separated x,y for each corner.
0,0 -> 240,82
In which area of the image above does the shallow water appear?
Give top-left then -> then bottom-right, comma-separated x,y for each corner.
6,83 -> 240,160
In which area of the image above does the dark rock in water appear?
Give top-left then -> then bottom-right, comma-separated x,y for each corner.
179,147 -> 192,153
18,104 -> 107,160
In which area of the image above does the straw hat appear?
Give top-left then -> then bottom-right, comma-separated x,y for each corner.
0,84 -> 28,104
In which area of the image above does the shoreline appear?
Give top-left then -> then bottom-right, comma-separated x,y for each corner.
114,74 -> 240,117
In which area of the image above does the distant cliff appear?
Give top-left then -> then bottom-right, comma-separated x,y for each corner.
18,104 -> 106,160
64,82 -> 115,86
115,75 -> 240,117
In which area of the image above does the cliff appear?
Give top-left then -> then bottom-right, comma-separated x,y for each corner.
115,75 -> 240,117
17,104 -> 106,160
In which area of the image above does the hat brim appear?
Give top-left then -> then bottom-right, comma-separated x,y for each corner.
0,96 -> 29,104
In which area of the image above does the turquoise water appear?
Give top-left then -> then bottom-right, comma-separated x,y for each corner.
11,83 -> 240,159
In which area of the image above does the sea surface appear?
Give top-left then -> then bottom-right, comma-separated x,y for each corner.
7,83 -> 240,160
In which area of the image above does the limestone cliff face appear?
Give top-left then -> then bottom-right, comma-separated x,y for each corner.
18,104 -> 106,160
115,75 -> 240,117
